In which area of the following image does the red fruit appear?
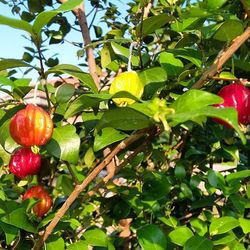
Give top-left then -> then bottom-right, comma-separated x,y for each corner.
23,185 -> 52,217
9,104 -> 53,147
9,147 -> 41,179
213,83 -> 250,126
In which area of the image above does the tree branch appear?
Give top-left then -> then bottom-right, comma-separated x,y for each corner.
191,26 -> 250,89
33,129 -> 149,250
240,0 -> 250,19
58,0 -> 100,90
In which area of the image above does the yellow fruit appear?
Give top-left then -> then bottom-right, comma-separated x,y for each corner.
109,71 -> 144,106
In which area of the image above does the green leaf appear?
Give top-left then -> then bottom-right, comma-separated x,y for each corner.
168,226 -> 194,246
45,125 -> 80,164
190,218 -> 208,236
46,235 -> 65,250
184,235 -> 213,250
83,228 -> 108,247
83,147 -> 95,168
137,224 -> 167,250
96,107 -> 152,131
0,15 -> 33,34
159,52 -> 184,76
136,13 -> 175,37
209,217 -> 240,236
158,216 -> 178,228
0,59 -> 31,71
67,240 -> 88,250
139,67 -> 167,85
94,127 -> 127,152
174,163 -> 186,180
170,48 -> 202,68
57,0 -> 83,11
32,11 -> 58,35
226,170 -> 250,184
239,218 -> 250,234
0,221 -> 19,245
170,90 -> 222,113
1,208 -> 37,233
213,20 -> 244,42
46,64 -> 97,93
212,232 -> 236,245
171,17 -> 204,32
111,42 -> 140,67
205,0 -> 228,10
142,172 -> 171,201
64,93 -> 111,118
55,83 -> 75,104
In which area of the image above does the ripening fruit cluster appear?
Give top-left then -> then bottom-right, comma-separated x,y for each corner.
213,82 -> 250,126
8,104 -> 54,217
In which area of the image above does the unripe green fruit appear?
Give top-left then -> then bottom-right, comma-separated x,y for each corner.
109,71 -> 144,106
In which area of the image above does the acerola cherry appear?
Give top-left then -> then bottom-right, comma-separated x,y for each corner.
23,185 -> 52,217
9,147 -> 41,179
109,71 -> 144,106
213,83 -> 250,125
9,104 -> 53,147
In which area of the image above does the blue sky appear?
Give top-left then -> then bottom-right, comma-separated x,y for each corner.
0,1 -> 129,80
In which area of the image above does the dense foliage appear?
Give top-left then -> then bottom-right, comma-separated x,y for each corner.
0,0 -> 249,249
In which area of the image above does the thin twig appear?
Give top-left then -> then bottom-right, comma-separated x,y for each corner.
58,0 -> 100,90
240,0 -> 250,19
191,26 -> 250,89
65,161 -> 80,185
33,129 -> 150,250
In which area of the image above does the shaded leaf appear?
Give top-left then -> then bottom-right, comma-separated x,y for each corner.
94,127 -> 127,152
137,224 -> 167,250
209,217 -> 240,236
184,235 -> 213,250
45,125 -> 80,164
96,107 -> 152,131
168,226 -> 193,246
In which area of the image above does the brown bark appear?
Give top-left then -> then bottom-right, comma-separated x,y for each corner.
33,129 -> 148,250
59,0 -> 100,89
192,26 -> 250,89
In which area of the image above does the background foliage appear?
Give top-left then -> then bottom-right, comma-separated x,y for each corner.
0,0 -> 250,249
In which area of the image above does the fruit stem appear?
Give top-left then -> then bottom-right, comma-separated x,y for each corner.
128,42 -> 135,72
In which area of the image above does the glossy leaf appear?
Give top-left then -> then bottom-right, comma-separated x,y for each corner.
168,226 -> 194,246
159,52 -> 184,76
0,221 -> 19,245
190,218 -> 208,236
226,170 -> 250,184
205,0 -> 228,10
137,224 -> 167,250
139,67 -> 168,85
0,15 -> 33,34
184,235 -> 213,250
96,107 -> 152,131
46,235 -> 65,250
111,42 -> 140,67
45,125 -> 80,164
55,83 -> 75,104
57,0 -> 83,11
142,172 -> 171,201
46,64 -> 97,93
1,208 -> 37,233
136,13 -> 175,36
209,217 -> 240,236
67,240 -> 88,250
0,59 -> 31,71
94,127 -> 127,152
83,228 -> 108,247
239,218 -> 250,234
213,20 -> 243,42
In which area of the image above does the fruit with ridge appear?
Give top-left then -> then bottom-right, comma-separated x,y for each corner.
9,104 -> 53,147
213,83 -> 250,126
109,71 -> 144,106
23,185 -> 52,217
9,147 -> 41,179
